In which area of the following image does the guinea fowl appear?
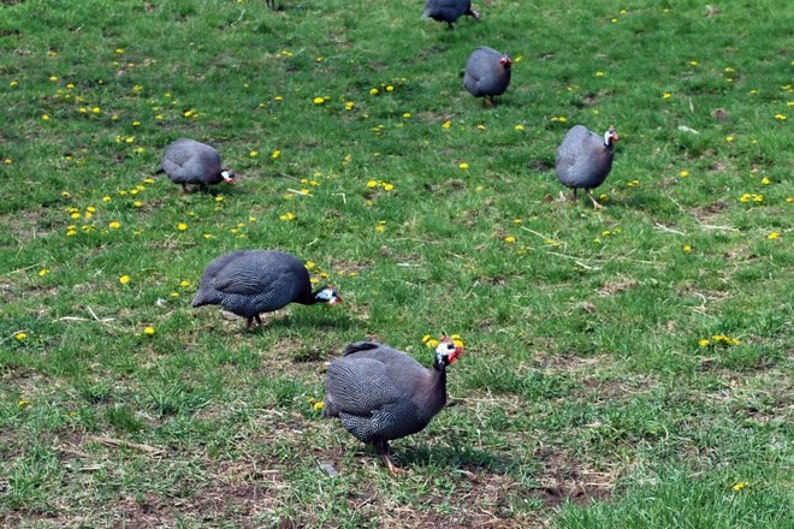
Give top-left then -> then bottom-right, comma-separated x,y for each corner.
156,138 -> 236,192
555,125 -> 619,209
191,250 -> 341,329
422,0 -> 480,29
463,46 -> 512,108
323,336 -> 463,474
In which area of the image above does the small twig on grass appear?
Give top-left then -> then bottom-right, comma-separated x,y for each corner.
286,188 -> 313,196
654,223 -> 686,236
90,435 -> 165,456
57,306 -> 115,326
520,226 -> 554,240
542,250 -> 600,270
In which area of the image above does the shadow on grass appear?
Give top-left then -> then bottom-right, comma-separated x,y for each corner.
393,442 -> 521,475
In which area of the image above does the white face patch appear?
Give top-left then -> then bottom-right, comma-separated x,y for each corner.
221,170 -> 235,182
315,287 -> 338,303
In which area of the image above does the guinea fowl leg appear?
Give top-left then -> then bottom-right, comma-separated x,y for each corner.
374,440 -> 402,475
484,96 -> 495,109
585,189 -> 603,209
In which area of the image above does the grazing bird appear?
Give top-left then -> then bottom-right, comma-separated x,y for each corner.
191,250 -> 341,329
422,0 -> 480,29
156,138 -> 236,192
323,336 -> 463,475
555,125 -> 619,209
463,46 -> 512,108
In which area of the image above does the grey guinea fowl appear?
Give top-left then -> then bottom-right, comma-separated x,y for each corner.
555,125 -> 619,209
422,0 -> 480,29
323,336 -> 463,474
191,250 -> 341,329
463,46 -> 512,108
156,138 -> 236,192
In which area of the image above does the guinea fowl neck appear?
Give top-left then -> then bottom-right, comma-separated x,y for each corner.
421,362 -> 448,417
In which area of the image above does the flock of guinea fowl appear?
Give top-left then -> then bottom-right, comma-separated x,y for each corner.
156,0 -> 619,474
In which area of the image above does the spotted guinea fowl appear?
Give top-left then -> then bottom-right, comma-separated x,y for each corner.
422,0 -> 480,29
463,46 -> 512,108
191,250 -> 341,329
156,138 -> 236,192
555,125 -> 619,209
323,336 -> 463,474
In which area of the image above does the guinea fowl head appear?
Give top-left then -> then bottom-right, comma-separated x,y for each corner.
221,170 -> 236,184
313,285 -> 342,305
499,55 -> 513,70
604,126 -> 619,146
434,334 -> 463,369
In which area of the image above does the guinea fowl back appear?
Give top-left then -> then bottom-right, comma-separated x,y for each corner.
192,250 -> 312,318
160,139 -> 224,186
324,341 -> 447,443
556,125 -> 615,189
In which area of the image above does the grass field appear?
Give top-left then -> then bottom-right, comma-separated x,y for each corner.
2,0 -> 793,527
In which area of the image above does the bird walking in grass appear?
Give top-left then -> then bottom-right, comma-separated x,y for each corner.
157,138 -> 236,193
323,335 -> 463,475
422,0 -> 480,30
555,125 -> 619,209
463,46 -> 512,108
192,250 -> 341,329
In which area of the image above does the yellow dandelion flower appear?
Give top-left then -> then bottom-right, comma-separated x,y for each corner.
313,96 -> 325,105
369,87 -> 379,95
115,48 -> 125,54
774,113 -> 787,121
42,114 -> 50,121
683,244 -> 692,252
504,236 -> 516,244
279,212 -> 296,221
726,135 -> 734,142
690,60 -> 699,66
119,275 -> 131,284
39,268 -> 50,277
767,231 -> 780,239
143,326 -> 156,336
18,398 -> 30,406
426,338 -> 440,348
313,401 -> 324,412
732,481 -> 749,492
442,120 -> 452,130
366,180 -> 378,188
514,124 -> 525,131
15,332 -> 28,341
271,149 -> 282,160
459,162 -> 469,170
422,334 -> 431,343
698,339 -> 710,347
249,150 -> 259,158
383,183 -> 394,191
595,71 -> 605,77
345,101 -> 355,110
109,221 -> 121,229
177,222 -> 188,231
679,170 -> 689,177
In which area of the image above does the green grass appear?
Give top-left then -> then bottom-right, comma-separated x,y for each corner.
2,0 -> 793,527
